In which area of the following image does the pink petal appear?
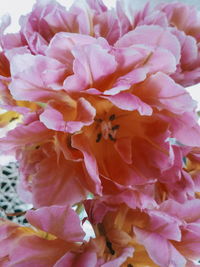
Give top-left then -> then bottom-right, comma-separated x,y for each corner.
0,120 -> 51,155
54,250 -> 98,267
9,236 -> 69,267
114,137 -> 132,164
40,97 -> 95,133
136,72 -> 196,114
115,25 -> 181,64
46,32 -> 96,65
94,9 -> 120,45
32,154 -> 87,207
72,133 -> 102,195
148,210 -> 181,241
105,92 -> 152,115
134,227 -> 186,267
26,206 -> 85,242
160,199 -> 200,223
161,111 -> 200,147
9,54 -> 67,101
64,44 -> 117,92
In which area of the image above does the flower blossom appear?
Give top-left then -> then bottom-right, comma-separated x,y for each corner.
0,0 -> 200,266
85,194 -> 200,266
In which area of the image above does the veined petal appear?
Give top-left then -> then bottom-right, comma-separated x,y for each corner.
105,92 -> 152,115
64,44 -> 117,92
9,54 -> 67,101
115,25 -> 181,64
26,206 -> 85,242
134,227 -> 186,267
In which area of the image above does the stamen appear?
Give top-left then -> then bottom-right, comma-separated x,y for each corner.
96,133 -> 102,143
127,264 -> 133,267
106,240 -> 115,255
108,133 -> 116,142
109,114 -> 115,121
112,124 -> 120,131
9,117 -> 18,122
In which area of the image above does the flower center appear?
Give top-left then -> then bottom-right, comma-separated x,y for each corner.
95,114 -> 120,143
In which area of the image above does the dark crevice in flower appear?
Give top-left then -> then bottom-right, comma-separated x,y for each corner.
96,133 -> 102,143
109,114 -> 116,121
108,133 -> 116,142
112,124 -> 120,131
106,240 -> 115,255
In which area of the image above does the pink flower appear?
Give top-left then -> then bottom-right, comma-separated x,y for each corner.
0,205 -> 134,267
1,1 -> 200,265
18,0 -> 120,54
0,112 -> 102,207
0,205 -> 85,266
117,1 -> 200,86
85,195 -> 200,266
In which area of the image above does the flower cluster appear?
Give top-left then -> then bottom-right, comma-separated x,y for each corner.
1,0 -> 200,266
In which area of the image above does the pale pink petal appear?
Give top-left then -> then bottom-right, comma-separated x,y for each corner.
144,47 -> 176,74
46,32 -> 96,65
105,93 -> 152,115
94,9 -> 120,45
40,105 -> 66,132
135,72 -> 196,114
171,29 -> 198,66
68,0 -> 94,35
32,154 -> 87,207
9,54 -> 67,101
26,206 -> 85,242
161,111 -> 200,147
175,223 -> 200,261
148,211 -> 181,241
5,46 -> 31,62
40,97 -> 95,133
64,44 -> 117,92
1,32 -> 24,50
160,199 -> 200,223
86,0 -> 107,13
116,0 -> 150,34
0,120 -> 52,155
115,25 -> 181,64
105,68 -> 147,94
